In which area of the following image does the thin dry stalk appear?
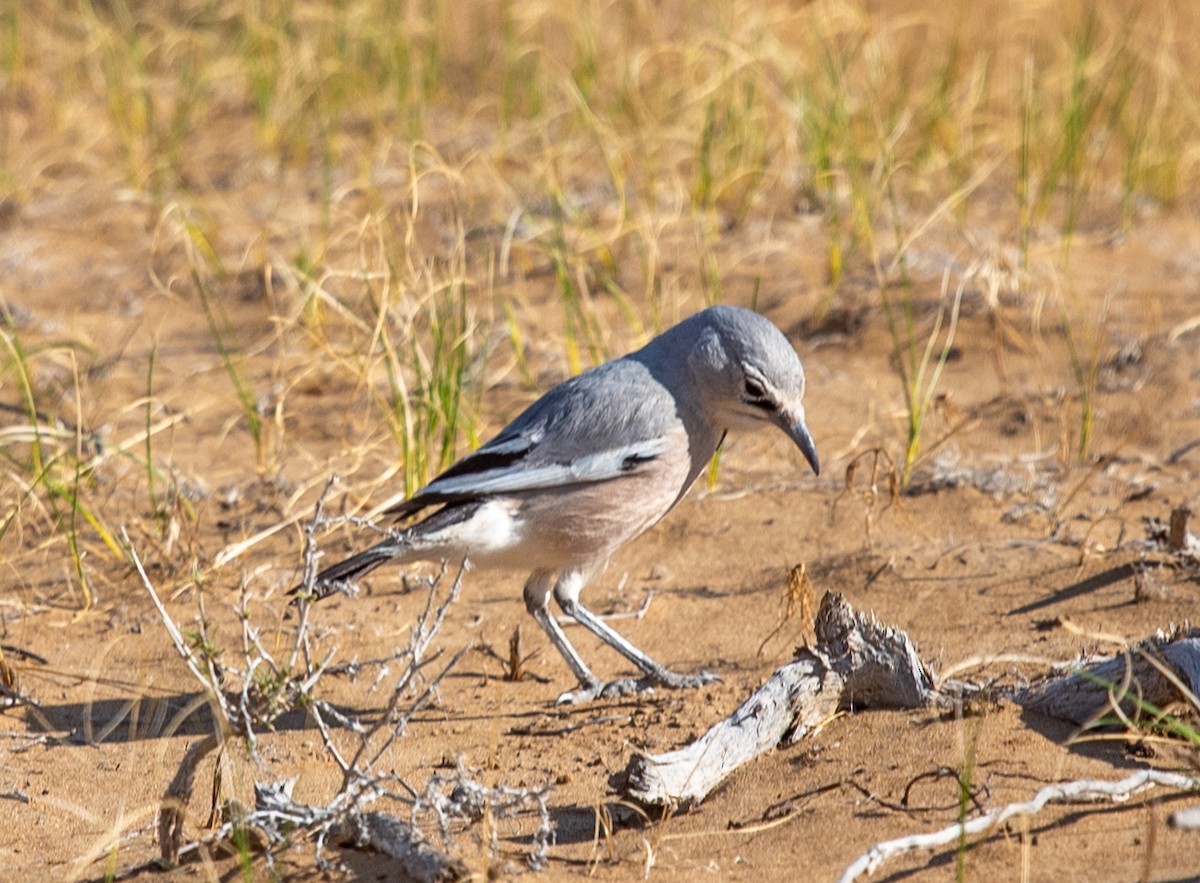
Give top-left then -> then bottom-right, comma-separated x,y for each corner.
756,562 -> 818,656
833,447 -> 900,544
838,770 -> 1200,883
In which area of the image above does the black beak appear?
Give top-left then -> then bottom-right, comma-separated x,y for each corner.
783,412 -> 820,476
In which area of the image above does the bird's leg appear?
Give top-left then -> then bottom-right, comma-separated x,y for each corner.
523,571 -> 606,703
553,572 -> 720,699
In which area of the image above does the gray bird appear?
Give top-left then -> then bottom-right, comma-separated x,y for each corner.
297,305 -> 820,703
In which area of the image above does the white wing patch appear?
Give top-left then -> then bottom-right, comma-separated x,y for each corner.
422,437 -> 667,499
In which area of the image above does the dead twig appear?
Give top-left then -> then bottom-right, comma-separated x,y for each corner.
838,770 -> 1200,883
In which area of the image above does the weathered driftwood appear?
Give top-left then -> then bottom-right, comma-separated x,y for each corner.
620,593 -> 1200,812
615,583 -> 1200,880
1017,629 -> 1200,724
620,593 -> 941,808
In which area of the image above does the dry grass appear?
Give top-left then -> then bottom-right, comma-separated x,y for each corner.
3,0 -> 1196,601
4,1 -> 1198,584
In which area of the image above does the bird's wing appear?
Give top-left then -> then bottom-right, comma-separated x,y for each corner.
421,436 -> 667,497
388,360 -> 680,519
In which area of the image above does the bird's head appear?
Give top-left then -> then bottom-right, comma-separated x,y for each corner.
685,306 -> 820,476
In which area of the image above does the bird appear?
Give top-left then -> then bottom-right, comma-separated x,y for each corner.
295,305 -> 820,704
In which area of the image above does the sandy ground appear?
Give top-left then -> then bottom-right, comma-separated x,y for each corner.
3,121 -> 1200,883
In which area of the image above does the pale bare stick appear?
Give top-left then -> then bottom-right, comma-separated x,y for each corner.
620,593 -> 942,808
1169,806 -> 1200,830
837,769 -> 1200,883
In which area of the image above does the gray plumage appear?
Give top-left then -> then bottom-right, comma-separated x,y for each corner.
296,305 -> 820,704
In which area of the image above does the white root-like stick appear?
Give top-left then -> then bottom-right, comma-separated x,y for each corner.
837,770 -> 1200,883
1169,806 -> 1200,830
620,593 -> 941,808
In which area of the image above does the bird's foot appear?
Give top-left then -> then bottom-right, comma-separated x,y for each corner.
554,669 -> 720,705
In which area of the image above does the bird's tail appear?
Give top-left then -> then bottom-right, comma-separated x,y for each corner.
290,539 -> 404,603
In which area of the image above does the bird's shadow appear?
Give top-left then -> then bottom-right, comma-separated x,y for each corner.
17,691 -> 336,745
14,670 -> 649,745
1005,562 -> 1139,616
1017,707 -> 1157,770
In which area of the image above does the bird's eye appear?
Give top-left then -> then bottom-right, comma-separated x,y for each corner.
742,375 -> 769,403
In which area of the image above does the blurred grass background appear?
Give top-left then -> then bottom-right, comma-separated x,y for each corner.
2,0 -> 1198,602
5,1 -> 1195,239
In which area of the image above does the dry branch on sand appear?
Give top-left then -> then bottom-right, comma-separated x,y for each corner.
619,593 -> 943,808
1018,628 -> 1200,726
119,485 -> 554,879
617,592 -> 1200,880
129,532 -> 474,877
